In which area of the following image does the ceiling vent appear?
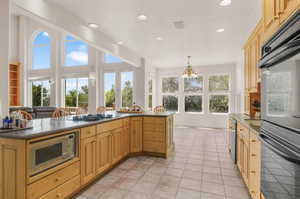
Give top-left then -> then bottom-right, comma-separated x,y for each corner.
173,21 -> 185,30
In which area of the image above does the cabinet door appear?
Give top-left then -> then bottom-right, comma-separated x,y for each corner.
96,132 -> 112,175
250,39 -> 258,92
245,91 -> 250,115
81,136 -> 96,185
249,133 -> 262,199
244,46 -> 251,92
243,137 -> 250,186
264,0 -> 280,41
130,118 -> 143,153
279,0 -> 300,23
112,128 -> 122,164
122,126 -> 130,157
236,131 -> 243,173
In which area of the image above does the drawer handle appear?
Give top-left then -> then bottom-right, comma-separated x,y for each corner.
55,177 -> 60,182
251,154 -> 256,157
251,190 -> 255,194
56,193 -> 62,198
251,171 -> 256,174
251,140 -> 256,143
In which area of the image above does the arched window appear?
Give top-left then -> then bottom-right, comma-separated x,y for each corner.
65,35 -> 88,66
32,32 -> 51,69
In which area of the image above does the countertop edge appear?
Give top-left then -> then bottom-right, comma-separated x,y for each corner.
229,113 -> 261,135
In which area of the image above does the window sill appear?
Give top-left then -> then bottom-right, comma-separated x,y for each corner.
185,112 -> 204,115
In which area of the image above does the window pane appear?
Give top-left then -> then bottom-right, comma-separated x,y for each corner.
163,96 -> 178,112
78,78 -> 89,110
34,32 -> 50,45
65,79 -> 77,107
209,75 -> 229,92
185,96 -> 202,112
148,95 -> 152,108
65,37 -> 88,66
32,80 -> 50,107
209,95 -> 229,113
184,76 -> 203,93
121,72 -> 133,107
149,79 -> 153,93
104,73 -> 116,108
33,45 -> 51,70
105,54 -> 123,63
32,81 -> 42,106
162,77 -> 179,93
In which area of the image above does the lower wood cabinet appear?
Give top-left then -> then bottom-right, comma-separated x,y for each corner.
236,122 -> 262,199
112,128 -> 122,164
130,117 -> 143,153
80,136 -> 96,185
96,132 -> 112,175
122,122 -> 130,157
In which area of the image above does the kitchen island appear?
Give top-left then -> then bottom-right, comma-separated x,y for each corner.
0,112 -> 174,199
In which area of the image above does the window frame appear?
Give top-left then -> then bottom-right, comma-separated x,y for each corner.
30,79 -> 51,107
63,77 -> 89,109
161,76 -> 179,113
148,79 -> 153,110
103,72 -> 117,108
207,73 -> 231,115
120,71 -> 134,108
104,54 -> 123,64
31,31 -> 52,70
183,75 -> 204,114
63,35 -> 89,67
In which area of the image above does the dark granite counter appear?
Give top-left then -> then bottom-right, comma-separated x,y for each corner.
229,113 -> 261,135
0,112 -> 175,140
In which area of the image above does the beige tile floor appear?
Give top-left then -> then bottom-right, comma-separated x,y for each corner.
76,127 -> 251,199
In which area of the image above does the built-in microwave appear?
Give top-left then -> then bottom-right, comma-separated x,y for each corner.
28,132 -> 78,177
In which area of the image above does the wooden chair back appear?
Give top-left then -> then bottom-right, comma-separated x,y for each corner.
96,106 -> 106,114
52,108 -> 69,119
76,108 -> 87,115
154,105 -> 166,113
18,110 -> 33,120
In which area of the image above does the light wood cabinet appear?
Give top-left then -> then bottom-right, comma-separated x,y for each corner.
95,132 -> 112,175
112,128 -> 122,164
130,117 -> 143,153
0,138 -> 26,199
279,0 -> 300,23
122,120 -> 130,157
80,136 -> 96,185
9,62 -> 21,106
236,122 -> 262,199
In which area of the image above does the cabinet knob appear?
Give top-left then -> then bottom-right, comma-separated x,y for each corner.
251,171 -> 256,174
251,190 -> 255,194
251,140 -> 256,143
251,154 -> 256,157
55,177 -> 60,182
56,193 -> 61,198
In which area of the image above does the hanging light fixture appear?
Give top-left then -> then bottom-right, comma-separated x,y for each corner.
182,56 -> 197,78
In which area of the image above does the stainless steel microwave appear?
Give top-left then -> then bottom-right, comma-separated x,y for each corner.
28,132 -> 78,176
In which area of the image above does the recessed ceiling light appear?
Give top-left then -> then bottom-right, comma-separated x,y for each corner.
137,14 -> 148,21
156,37 -> 163,41
117,41 -> 124,45
219,0 -> 231,6
216,28 -> 225,33
88,23 -> 99,28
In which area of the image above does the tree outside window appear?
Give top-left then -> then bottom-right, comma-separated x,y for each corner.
148,79 -> 153,109
65,78 -> 89,110
32,80 -> 51,106
162,77 -> 179,112
121,72 -> 133,107
208,74 -> 230,113
104,73 -> 116,108
184,76 -> 203,113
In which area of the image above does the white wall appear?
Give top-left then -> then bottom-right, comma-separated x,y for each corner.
156,63 -> 239,128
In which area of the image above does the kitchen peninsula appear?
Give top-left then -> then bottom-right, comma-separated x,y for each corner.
0,112 -> 174,199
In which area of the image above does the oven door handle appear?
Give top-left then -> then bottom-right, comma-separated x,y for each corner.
259,133 -> 300,164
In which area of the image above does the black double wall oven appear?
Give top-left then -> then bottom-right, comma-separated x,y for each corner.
259,9 -> 300,199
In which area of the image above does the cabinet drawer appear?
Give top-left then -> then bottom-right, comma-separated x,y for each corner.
28,162 -> 80,199
81,126 -> 96,139
98,120 -> 123,133
144,117 -> 166,125
39,175 -> 80,199
143,123 -> 166,132
143,132 -> 165,142
237,123 -> 250,140
143,141 -> 165,153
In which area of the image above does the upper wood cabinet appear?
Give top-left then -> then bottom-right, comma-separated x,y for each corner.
9,63 -> 21,106
263,0 -> 300,41
279,0 -> 300,23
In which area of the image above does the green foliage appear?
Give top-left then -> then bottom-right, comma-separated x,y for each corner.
184,76 -> 203,93
209,95 -> 229,113
209,75 -> 229,92
163,96 -> 178,111
105,86 -> 116,107
65,85 -> 88,109
32,84 -> 50,106
148,95 -> 152,108
162,77 -> 179,93
185,96 -> 202,112
122,81 -> 133,107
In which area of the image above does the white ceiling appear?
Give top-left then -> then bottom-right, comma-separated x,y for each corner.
50,0 -> 261,68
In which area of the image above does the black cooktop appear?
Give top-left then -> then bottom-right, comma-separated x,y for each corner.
72,114 -> 113,121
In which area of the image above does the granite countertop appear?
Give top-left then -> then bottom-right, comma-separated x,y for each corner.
229,113 -> 261,135
0,112 -> 175,140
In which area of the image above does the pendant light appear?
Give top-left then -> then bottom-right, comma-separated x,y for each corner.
182,56 -> 197,78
